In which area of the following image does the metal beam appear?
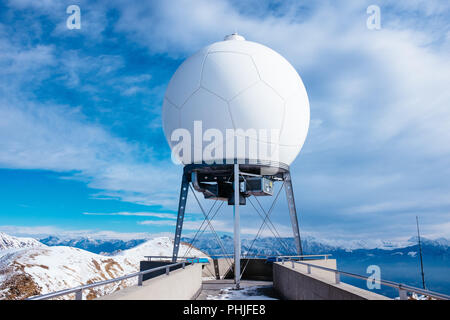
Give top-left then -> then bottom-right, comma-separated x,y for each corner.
284,171 -> 303,256
172,173 -> 189,262
233,162 -> 241,289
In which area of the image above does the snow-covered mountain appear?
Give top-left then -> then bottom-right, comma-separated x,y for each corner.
1,231 -> 448,300
0,234 -> 207,300
181,234 -> 450,256
0,232 -> 44,250
39,236 -> 146,254
35,233 -> 450,255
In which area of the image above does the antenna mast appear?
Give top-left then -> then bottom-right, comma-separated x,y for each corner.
416,216 -> 426,290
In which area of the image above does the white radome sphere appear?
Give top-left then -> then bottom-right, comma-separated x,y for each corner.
162,34 -> 310,166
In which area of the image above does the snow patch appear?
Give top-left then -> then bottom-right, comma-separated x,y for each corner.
206,286 -> 278,300
0,232 -> 44,251
0,233 -> 208,300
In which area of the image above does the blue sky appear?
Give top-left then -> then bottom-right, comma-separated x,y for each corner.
0,0 -> 449,242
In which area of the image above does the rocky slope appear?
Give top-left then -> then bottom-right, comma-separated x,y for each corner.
0,232 -> 44,250
0,235 -> 206,300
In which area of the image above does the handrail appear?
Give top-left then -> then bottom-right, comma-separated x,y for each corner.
277,257 -> 450,300
144,255 -> 203,261
27,261 -> 191,300
209,254 -> 331,259
276,254 -> 331,260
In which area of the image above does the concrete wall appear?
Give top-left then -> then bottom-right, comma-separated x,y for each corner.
202,258 -> 232,279
97,263 -> 202,300
202,258 -> 273,281
224,259 -> 273,281
273,260 -> 390,300
140,261 -> 187,281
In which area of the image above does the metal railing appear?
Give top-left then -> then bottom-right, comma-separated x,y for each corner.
209,254 -> 331,260
274,254 -> 331,260
144,255 -> 204,262
27,261 -> 191,300
277,257 -> 450,300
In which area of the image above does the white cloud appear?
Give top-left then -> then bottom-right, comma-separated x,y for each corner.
0,225 -> 154,240
83,211 -> 177,219
0,94 -> 180,206
0,32 -> 181,207
343,194 -> 450,215
424,221 -> 450,239
138,220 -> 176,226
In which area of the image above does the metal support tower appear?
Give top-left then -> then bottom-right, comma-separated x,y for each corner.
233,163 -> 241,289
284,171 -> 303,256
171,163 -> 303,270
171,173 -> 189,262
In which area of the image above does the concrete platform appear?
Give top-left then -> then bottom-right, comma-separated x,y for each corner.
97,264 -> 202,300
197,279 -> 279,300
273,261 -> 390,300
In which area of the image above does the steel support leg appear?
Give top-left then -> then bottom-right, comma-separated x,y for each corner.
172,172 -> 189,262
233,163 -> 241,289
284,171 -> 303,256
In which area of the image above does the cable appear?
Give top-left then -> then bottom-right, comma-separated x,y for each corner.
183,199 -> 219,256
248,196 -> 291,254
252,195 -> 295,255
184,200 -> 224,258
243,177 -> 286,255
239,178 -> 286,278
189,184 -> 234,269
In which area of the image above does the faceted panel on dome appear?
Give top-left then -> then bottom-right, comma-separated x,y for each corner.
162,98 -> 180,147
213,135 -> 280,164
165,48 -> 208,107
198,133 -> 234,164
256,140 -> 281,164
180,88 -> 234,135
278,144 -> 302,166
201,52 -> 259,101
229,82 -> 284,143
180,88 -> 234,164
208,40 -> 270,57
233,138 -> 280,164
279,87 -> 310,146
252,49 -> 302,99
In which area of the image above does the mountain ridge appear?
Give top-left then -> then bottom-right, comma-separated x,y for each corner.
39,236 -> 146,254
181,234 -> 450,256
0,234 -> 206,300
0,232 -> 45,250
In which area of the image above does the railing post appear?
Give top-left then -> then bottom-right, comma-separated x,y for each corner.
138,274 -> 143,286
335,271 -> 340,284
399,286 -> 408,300
307,265 -> 311,274
166,266 -> 170,275
75,289 -> 82,300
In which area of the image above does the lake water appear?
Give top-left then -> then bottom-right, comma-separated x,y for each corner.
336,254 -> 450,298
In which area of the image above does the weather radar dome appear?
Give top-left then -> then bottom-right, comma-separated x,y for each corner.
162,33 -> 310,167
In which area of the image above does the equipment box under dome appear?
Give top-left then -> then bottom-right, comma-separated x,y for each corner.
242,177 -> 274,196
